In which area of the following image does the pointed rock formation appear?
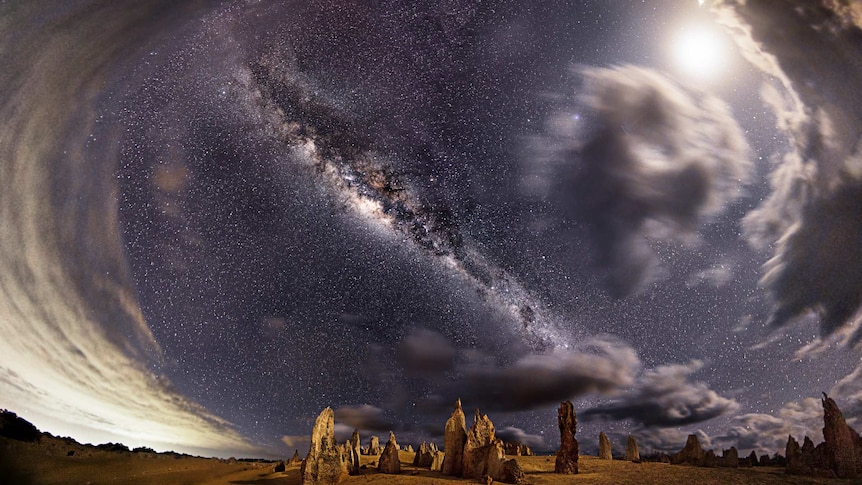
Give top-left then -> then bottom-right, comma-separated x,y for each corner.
746,450 -> 758,467
301,408 -> 347,485
462,409 -> 496,478
554,401 -> 579,474
347,429 -> 361,475
786,435 -> 806,475
671,434 -> 705,466
442,399 -> 468,476
785,394 -> 862,478
378,431 -> 401,474
413,441 -> 434,468
598,432 -> 612,460
292,450 -> 302,463
822,393 -> 860,478
625,434 -> 640,462
368,435 -> 381,456
377,431 -> 401,475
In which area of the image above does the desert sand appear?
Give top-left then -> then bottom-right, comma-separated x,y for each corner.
2,441 -> 857,485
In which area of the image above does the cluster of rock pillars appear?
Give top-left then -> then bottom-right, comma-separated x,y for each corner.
293,393 -> 862,484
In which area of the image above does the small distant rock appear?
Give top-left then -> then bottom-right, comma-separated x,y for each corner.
598,432 -> 612,460
274,461 -> 286,473
368,435 -> 382,456
377,431 -> 401,474
292,450 -> 302,463
554,401 -> 578,474
722,447 -> 739,468
671,434 -> 705,466
413,441 -> 434,468
625,435 -> 639,462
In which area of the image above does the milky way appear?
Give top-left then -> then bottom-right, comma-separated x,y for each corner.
2,0 -> 862,459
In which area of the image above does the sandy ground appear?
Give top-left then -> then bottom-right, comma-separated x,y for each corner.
2,442 -> 858,485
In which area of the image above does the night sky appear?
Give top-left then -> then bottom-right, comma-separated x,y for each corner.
2,0 -> 862,460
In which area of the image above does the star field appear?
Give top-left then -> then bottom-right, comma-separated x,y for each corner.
1,0 -> 861,459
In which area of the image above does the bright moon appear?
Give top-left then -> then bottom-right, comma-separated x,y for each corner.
672,25 -> 728,80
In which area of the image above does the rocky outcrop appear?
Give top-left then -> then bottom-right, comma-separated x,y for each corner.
301,408 -> 347,485
413,441 -> 434,468
745,450 -> 758,467
431,450 -> 445,471
822,394 -> 861,478
504,442 -> 521,456
671,434 -> 705,466
462,409 -> 496,478
292,450 -> 302,463
406,445 -> 413,453
722,447 -> 739,468
347,430 -> 361,475
367,436 -> 382,456
625,435 -> 640,462
554,401 -> 579,474
785,394 -> 862,479
598,432 -> 612,460
274,461 -> 286,473
786,436 -> 806,475
442,399 -> 468,476
378,432 -> 401,474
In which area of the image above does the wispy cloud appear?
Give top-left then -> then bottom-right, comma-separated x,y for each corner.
717,0 -> 862,339
582,360 -> 740,427
546,65 -> 751,297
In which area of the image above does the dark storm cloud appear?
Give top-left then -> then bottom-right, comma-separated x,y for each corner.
395,328 -> 457,375
717,0 -> 862,339
424,337 -> 640,413
334,404 -> 394,433
556,65 -> 751,297
581,360 -> 739,427
495,426 -> 545,448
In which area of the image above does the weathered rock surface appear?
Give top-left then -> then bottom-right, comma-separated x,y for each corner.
431,450 -> 445,471
378,431 -> 401,474
504,441 -> 521,456
274,461 -> 286,473
554,401 -> 579,474
347,429 -> 361,475
785,394 -> 862,478
406,445 -> 414,453
625,434 -> 640,462
301,407 -> 347,485
368,436 -> 382,456
598,432 -> 612,460
462,409 -> 496,478
722,447 -> 739,468
442,399 -> 468,476
786,436 -> 806,475
822,394 -> 860,478
413,441 -> 434,468
292,450 -> 302,463
671,434 -> 705,466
